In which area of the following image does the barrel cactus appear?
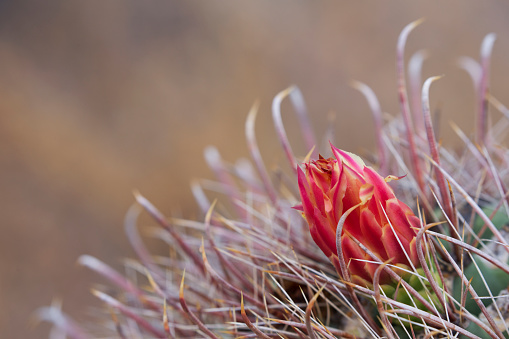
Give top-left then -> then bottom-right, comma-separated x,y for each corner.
38,20 -> 509,339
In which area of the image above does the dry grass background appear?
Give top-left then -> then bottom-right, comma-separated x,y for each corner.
1,2 -> 509,338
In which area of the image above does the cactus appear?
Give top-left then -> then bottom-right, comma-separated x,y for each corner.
38,20 -> 509,339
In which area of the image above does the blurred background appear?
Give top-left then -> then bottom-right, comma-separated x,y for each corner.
1,2 -> 509,338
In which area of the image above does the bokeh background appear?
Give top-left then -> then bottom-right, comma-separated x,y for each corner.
2,2 -> 509,338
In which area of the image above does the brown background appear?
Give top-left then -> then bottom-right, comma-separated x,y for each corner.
1,2 -> 509,338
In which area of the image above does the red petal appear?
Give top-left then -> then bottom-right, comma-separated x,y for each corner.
408,238 -> 420,267
330,144 -> 364,175
309,162 -> 330,190
363,166 -> 395,201
329,160 -> 341,188
398,200 -> 422,231
380,224 -> 411,267
342,161 -> 366,186
359,207 -> 388,261
340,206 -> 363,243
297,165 -> 310,192
297,166 -> 314,219
407,213 -> 422,232
311,179 -> 325,216
385,199 -> 417,242
309,207 -> 336,257
342,235 -> 371,283
331,167 -> 347,221
338,166 -> 364,238
365,193 -> 384,225
341,165 -> 364,209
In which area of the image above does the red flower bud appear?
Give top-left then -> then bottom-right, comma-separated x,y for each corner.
296,144 -> 421,285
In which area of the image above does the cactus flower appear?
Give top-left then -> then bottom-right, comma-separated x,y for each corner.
296,144 -> 421,286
